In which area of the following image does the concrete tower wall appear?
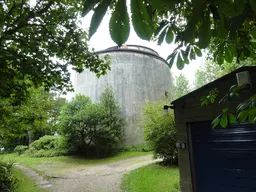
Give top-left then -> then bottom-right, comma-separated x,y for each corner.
75,46 -> 172,146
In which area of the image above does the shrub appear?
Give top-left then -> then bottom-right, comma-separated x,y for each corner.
119,144 -> 153,152
138,100 -> 178,165
59,86 -> 125,157
0,159 -> 19,192
26,135 -> 68,157
14,145 -> 28,155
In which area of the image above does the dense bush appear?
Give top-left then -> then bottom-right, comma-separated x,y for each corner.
59,86 -> 125,157
119,144 -> 153,152
26,135 -> 68,157
0,159 -> 19,192
138,100 -> 178,165
14,145 -> 28,155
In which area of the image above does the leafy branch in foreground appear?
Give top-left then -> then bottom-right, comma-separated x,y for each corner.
201,85 -> 256,128
0,0 -> 110,101
82,0 -> 256,69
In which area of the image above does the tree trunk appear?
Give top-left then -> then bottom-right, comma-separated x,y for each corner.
27,130 -> 34,145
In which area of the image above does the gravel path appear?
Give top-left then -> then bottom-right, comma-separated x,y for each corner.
49,154 -> 159,192
15,164 -> 52,190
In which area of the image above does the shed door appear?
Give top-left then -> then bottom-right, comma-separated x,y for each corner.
190,122 -> 256,192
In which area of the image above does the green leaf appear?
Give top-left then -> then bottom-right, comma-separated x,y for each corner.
89,0 -> 112,39
148,0 -> 174,11
168,53 -> 176,68
229,84 -> 238,92
154,21 -> 168,37
157,27 -> 167,45
183,54 -> 189,64
215,49 -> 224,64
225,46 -> 233,63
166,27 -> 174,44
198,10 -> 211,49
228,114 -> 237,124
177,53 -> 184,70
222,108 -> 228,113
183,0 -> 206,43
220,113 -> 228,128
238,111 -> 248,123
109,0 -> 130,46
234,0 -> 246,15
189,48 -> 196,60
212,116 -> 220,128
214,0 -> 238,17
82,0 -> 101,17
193,46 -> 202,57
250,0 -> 256,13
131,0 -> 154,40
214,10 -> 228,38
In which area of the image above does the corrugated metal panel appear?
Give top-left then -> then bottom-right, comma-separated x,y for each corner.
190,122 -> 256,192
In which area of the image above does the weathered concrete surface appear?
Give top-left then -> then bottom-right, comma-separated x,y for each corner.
75,49 -> 172,146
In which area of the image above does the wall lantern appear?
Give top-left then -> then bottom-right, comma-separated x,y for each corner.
236,71 -> 252,89
163,105 -> 174,116
176,142 -> 186,149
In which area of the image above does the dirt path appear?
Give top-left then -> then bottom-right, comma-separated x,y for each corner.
15,164 -> 52,190
49,154 -> 160,192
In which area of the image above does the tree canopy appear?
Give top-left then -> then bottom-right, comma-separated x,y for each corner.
83,0 -> 256,69
0,0 -> 110,101
0,87 -> 65,150
173,74 -> 191,100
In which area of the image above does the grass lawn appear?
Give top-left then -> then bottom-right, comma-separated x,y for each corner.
121,163 -> 179,192
13,168 -> 47,192
0,151 -> 152,176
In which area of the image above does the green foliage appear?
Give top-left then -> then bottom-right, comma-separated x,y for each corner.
194,61 -> 223,89
26,135 -> 68,157
0,87 -> 66,150
173,74 -> 191,100
194,59 -> 256,89
131,0 -> 154,41
121,163 -> 179,192
59,86 -> 124,157
89,0 -> 112,39
202,85 -> 256,128
237,95 -> 256,124
119,144 -> 153,152
196,60 -> 255,128
201,89 -> 219,107
109,0 -> 130,46
138,100 -> 177,165
14,145 -> 28,155
0,159 -> 19,192
82,0 -> 256,69
0,0 -> 110,101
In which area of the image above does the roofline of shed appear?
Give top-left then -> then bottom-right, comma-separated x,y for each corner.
171,66 -> 256,105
